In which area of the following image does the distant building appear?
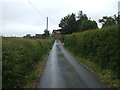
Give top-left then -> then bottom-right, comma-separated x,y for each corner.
52,29 -> 61,40
35,34 -> 42,38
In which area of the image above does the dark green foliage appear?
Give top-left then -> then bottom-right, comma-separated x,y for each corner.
77,11 -> 98,32
118,14 -> 120,24
79,20 -> 98,31
44,30 -> 50,37
2,38 -> 53,88
77,11 -> 88,22
59,11 -> 98,34
59,13 -> 77,34
99,15 -> 118,28
61,25 -> 119,77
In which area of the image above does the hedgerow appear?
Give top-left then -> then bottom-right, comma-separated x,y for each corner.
2,38 -> 53,88
61,25 -> 119,77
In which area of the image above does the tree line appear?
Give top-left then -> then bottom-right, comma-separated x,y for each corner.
59,11 -> 119,35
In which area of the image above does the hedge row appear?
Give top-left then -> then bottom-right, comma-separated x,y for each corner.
2,38 -> 54,88
61,25 -> 119,77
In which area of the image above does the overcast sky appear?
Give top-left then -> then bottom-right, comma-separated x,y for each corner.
1,0 -> 119,37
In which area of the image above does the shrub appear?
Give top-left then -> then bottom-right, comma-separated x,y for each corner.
2,38 -> 53,88
61,25 -> 119,77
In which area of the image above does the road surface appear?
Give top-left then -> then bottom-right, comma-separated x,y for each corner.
36,40 -> 107,88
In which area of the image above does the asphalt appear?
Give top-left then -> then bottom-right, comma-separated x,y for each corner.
36,40 -> 108,88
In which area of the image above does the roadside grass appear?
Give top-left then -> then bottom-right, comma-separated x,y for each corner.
68,67 -> 76,72
61,25 -> 119,88
2,37 -> 54,88
66,48 -> 120,88
66,62 -> 72,66
23,54 -> 48,88
66,62 -> 76,72
61,25 -> 119,78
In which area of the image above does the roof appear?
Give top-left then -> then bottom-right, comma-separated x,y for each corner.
52,29 -> 61,34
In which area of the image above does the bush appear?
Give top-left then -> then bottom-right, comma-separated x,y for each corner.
61,25 -> 119,77
2,38 -> 53,88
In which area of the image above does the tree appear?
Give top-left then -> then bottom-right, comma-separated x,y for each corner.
24,34 -> 31,38
99,15 -> 117,28
77,11 -> 88,22
59,13 -> 77,34
59,11 -> 99,34
44,29 -> 50,37
79,20 -> 98,31
77,11 -> 98,31
114,14 -> 120,24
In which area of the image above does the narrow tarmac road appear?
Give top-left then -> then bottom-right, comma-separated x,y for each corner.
36,40 -> 107,88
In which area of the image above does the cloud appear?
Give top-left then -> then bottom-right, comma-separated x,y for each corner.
2,0 -> 119,36
3,23 -> 45,36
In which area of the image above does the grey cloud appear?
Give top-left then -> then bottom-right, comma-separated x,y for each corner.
2,0 -> 119,37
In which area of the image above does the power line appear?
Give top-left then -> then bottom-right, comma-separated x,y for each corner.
27,0 -> 48,28
26,0 -> 41,16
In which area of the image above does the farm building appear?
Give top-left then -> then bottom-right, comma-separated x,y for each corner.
52,29 -> 61,40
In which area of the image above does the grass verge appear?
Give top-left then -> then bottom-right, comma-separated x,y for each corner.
66,47 -> 120,88
2,37 -> 54,88
23,54 -> 49,88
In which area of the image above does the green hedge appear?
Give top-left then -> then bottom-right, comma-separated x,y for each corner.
2,38 -> 53,88
61,25 -> 119,77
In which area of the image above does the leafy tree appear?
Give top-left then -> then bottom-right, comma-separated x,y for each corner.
99,15 -> 117,28
113,15 -> 118,24
118,14 -> 120,24
24,34 -> 31,38
44,29 -> 50,37
26,34 -> 31,37
59,13 -> 77,34
79,20 -> 98,31
77,11 -> 98,31
59,11 -> 98,34
77,11 -> 88,22
114,14 -> 120,24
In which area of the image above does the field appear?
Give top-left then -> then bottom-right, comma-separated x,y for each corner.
2,37 -> 54,88
61,25 -> 120,88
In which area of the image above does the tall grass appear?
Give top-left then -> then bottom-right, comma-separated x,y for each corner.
2,37 -> 53,88
61,25 -> 119,78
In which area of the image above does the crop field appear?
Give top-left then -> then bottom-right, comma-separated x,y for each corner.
2,37 -> 53,88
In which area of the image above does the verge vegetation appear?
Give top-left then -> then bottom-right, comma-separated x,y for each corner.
61,25 -> 120,88
2,37 -> 54,88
